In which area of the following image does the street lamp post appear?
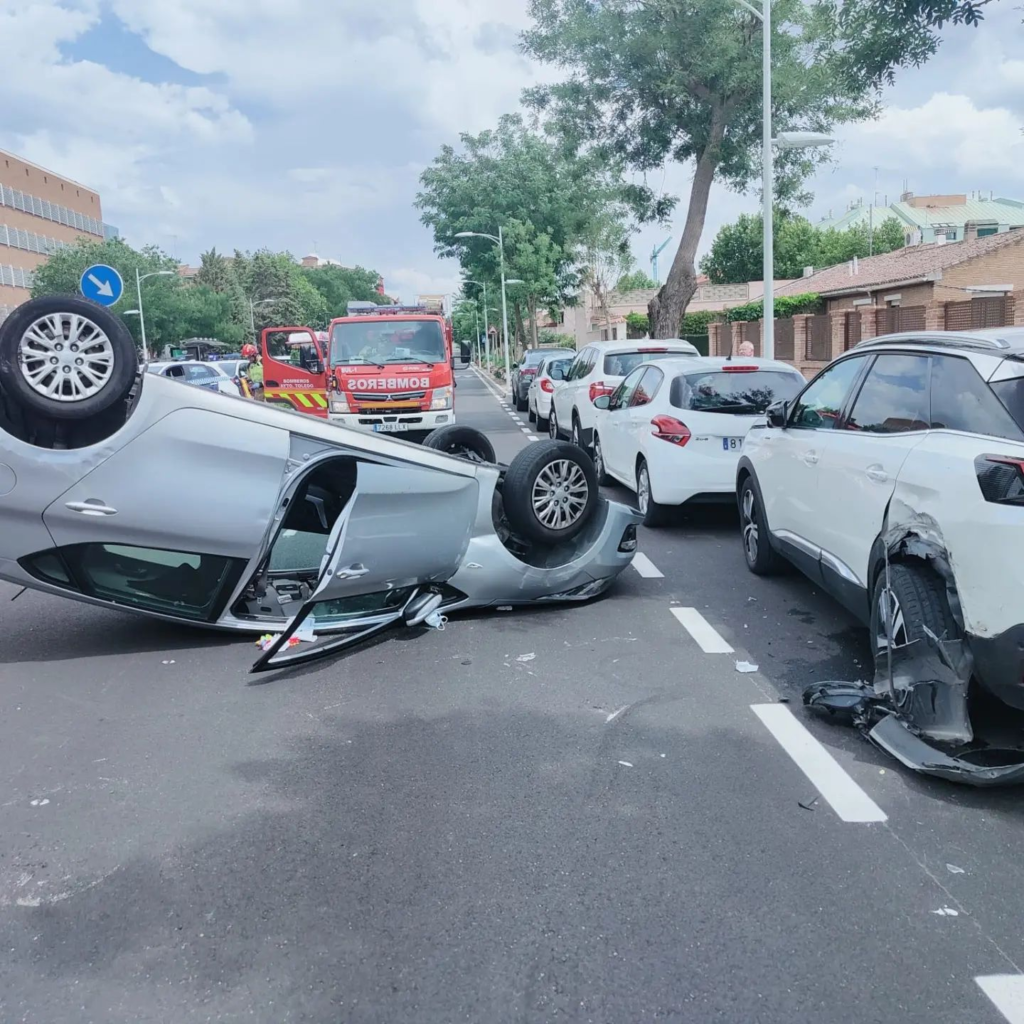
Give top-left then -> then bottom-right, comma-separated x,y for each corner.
135,269 -> 175,363
733,0 -> 833,359
249,297 -> 283,345
464,279 -> 491,366
454,229 -> 519,385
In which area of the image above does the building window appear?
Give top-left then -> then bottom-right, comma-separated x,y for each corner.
978,227 -> 998,238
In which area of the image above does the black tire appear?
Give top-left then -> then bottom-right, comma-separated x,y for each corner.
528,404 -> 536,423
636,459 -> 673,527
592,433 -> 612,486
537,409 -> 549,432
422,424 -> 496,463
548,407 -> 559,439
503,440 -> 599,545
571,412 -> 588,452
516,392 -> 528,412
739,475 -> 784,575
0,296 -> 137,422
870,562 -> 958,664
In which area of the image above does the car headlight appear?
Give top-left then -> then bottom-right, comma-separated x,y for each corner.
329,392 -> 351,413
430,386 -> 453,411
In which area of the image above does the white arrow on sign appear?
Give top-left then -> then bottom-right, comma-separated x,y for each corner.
87,273 -> 114,298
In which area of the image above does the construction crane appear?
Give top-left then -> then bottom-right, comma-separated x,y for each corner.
651,237 -> 672,285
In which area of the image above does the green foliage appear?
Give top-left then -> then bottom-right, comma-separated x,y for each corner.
616,269 -> 657,292
701,214 -> 908,284
301,264 -> 394,320
625,312 -> 650,339
626,309 -> 720,339
523,0 -> 881,334
538,330 -> 576,348
723,293 -> 822,322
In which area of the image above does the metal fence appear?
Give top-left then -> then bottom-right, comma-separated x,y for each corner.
716,322 -> 732,356
805,314 -> 831,361
744,320 -> 760,356
843,311 -> 861,351
875,304 -> 926,335
775,318 -> 795,361
944,296 -> 1015,331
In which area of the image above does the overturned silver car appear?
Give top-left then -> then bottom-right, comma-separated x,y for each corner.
0,297 -> 641,671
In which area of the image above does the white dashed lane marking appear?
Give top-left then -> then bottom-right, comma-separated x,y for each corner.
527,435 -> 539,441
671,607 -> 734,654
977,976 -> 1024,1024
631,553 -> 663,579
751,704 -> 887,823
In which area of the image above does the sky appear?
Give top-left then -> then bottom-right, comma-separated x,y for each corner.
2,0 -> 1023,302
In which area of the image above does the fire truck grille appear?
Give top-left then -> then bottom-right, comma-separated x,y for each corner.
350,390 -> 427,402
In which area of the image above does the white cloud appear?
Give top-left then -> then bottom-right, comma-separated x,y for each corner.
386,267 -> 462,304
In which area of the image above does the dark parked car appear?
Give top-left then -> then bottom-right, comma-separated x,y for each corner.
511,348 -> 571,412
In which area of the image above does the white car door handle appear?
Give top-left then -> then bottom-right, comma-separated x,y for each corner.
65,500 -> 118,516
866,465 -> 888,483
801,451 -> 819,466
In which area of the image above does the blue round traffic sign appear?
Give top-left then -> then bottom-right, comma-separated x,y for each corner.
80,264 -> 124,307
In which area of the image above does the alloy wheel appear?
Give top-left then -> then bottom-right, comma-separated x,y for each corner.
532,459 -> 590,530
741,488 -> 759,565
594,438 -> 605,480
876,587 -> 908,651
549,410 -> 558,439
18,312 -> 115,402
637,465 -> 650,514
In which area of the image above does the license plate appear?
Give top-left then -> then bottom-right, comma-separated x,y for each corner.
373,422 -> 408,433
722,437 -> 743,451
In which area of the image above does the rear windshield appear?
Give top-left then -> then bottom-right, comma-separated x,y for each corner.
671,369 -> 804,414
330,320 -> 445,366
543,357 -> 572,376
991,377 -> 1024,433
524,349 -> 562,367
603,350 -> 691,376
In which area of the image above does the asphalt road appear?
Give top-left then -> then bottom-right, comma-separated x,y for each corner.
2,368 -> 1024,1024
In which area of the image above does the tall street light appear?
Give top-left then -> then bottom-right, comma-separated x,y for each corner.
249,297 -> 283,345
454,228 -> 518,384
135,269 -> 175,363
734,0 -> 833,359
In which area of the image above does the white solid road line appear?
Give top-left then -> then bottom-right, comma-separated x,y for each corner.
671,607 -> 734,653
751,704 -> 888,823
631,552 -> 664,579
977,976 -> 1024,1024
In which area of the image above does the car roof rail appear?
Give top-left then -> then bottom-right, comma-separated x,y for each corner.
855,331 -> 1012,353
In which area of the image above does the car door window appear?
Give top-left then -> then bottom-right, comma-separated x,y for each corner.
789,357 -> 866,430
630,366 -> 664,407
610,367 -> 646,410
166,365 -> 186,379
187,365 -> 218,382
930,355 -> 1024,440
844,354 -> 930,434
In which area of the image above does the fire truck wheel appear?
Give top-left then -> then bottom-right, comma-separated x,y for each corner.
422,424 -> 496,464
0,296 -> 137,422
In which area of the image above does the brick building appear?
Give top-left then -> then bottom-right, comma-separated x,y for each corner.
0,148 -> 105,319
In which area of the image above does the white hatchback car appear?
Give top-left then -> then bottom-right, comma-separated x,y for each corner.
146,360 -> 241,397
527,352 -> 574,431
592,356 -> 805,525
737,330 -> 1024,770
550,339 -> 699,450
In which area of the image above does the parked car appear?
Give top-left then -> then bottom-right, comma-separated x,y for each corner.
551,339 -> 701,451
0,296 -> 641,672
527,353 -> 574,432
737,329 -> 1024,778
511,347 -> 568,411
147,359 -> 242,397
592,356 -> 805,526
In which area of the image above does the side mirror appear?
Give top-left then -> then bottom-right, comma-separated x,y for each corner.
310,361 -> 324,375
459,343 -> 471,365
766,400 -> 788,428
594,395 -> 611,410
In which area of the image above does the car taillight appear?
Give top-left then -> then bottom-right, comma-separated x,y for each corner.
522,368 -> 537,376
541,378 -> 554,393
651,415 -> 691,446
976,454 -> 1024,505
722,365 -> 759,373
589,381 -> 614,403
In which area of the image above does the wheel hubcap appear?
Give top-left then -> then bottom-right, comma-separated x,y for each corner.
549,413 -> 557,438
876,588 -> 907,651
594,440 -> 603,477
572,422 -> 580,445
742,489 -> 759,564
638,467 -> 650,514
532,460 -> 589,530
18,312 -> 115,402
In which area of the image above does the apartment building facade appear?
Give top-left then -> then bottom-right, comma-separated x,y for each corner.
0,148 -> 105,319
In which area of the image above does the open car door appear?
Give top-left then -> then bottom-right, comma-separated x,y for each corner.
261,326 -> 329,417
251,457 -> 479,672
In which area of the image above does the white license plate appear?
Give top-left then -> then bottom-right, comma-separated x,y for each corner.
373,422 -> 408,433
721,437 -> 743,451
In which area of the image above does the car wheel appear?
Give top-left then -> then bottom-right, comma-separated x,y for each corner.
593,434 -> 611,486
548,407 -> 559,439
516,391 -> 528,412
739,476 -> 784,575
636,459 -> 672,527
0,296 -> 137,421
571,413 -> 587,452
528,403 -> 536,423
503,440 -> 598,545
422,424 -> 496,463
537,408 -> 549,432
871,562 -> 958,666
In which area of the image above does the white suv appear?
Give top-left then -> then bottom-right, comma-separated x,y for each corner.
737,329 -> 1024,728
551,339 -> 699,450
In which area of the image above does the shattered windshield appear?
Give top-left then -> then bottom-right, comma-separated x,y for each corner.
330,320 -> 446,366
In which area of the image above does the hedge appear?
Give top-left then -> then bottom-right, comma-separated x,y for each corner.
723,292 -> 822,322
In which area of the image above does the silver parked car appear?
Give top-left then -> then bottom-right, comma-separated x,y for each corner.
0,297 -> 641,671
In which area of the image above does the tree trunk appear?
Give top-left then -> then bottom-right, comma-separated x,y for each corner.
529,295 -> 540,349
649,119 -> 724,338
513,301 -> 527,358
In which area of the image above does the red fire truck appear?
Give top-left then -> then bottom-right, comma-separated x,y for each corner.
260,303 -> 467,438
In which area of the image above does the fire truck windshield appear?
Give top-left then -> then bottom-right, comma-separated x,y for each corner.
330,320 -> 446,366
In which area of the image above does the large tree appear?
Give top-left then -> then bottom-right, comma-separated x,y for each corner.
701,212 -> 908,283
522,0 -> 913,336
416,113 -> 633,352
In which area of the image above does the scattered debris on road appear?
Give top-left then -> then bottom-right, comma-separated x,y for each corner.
617,761 -> 634,768
516,652 -> 536,662
735,660 -> 759,674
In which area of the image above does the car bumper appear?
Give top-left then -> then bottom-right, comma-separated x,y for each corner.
645,446 -> 742,506
327,411 -> 455,437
